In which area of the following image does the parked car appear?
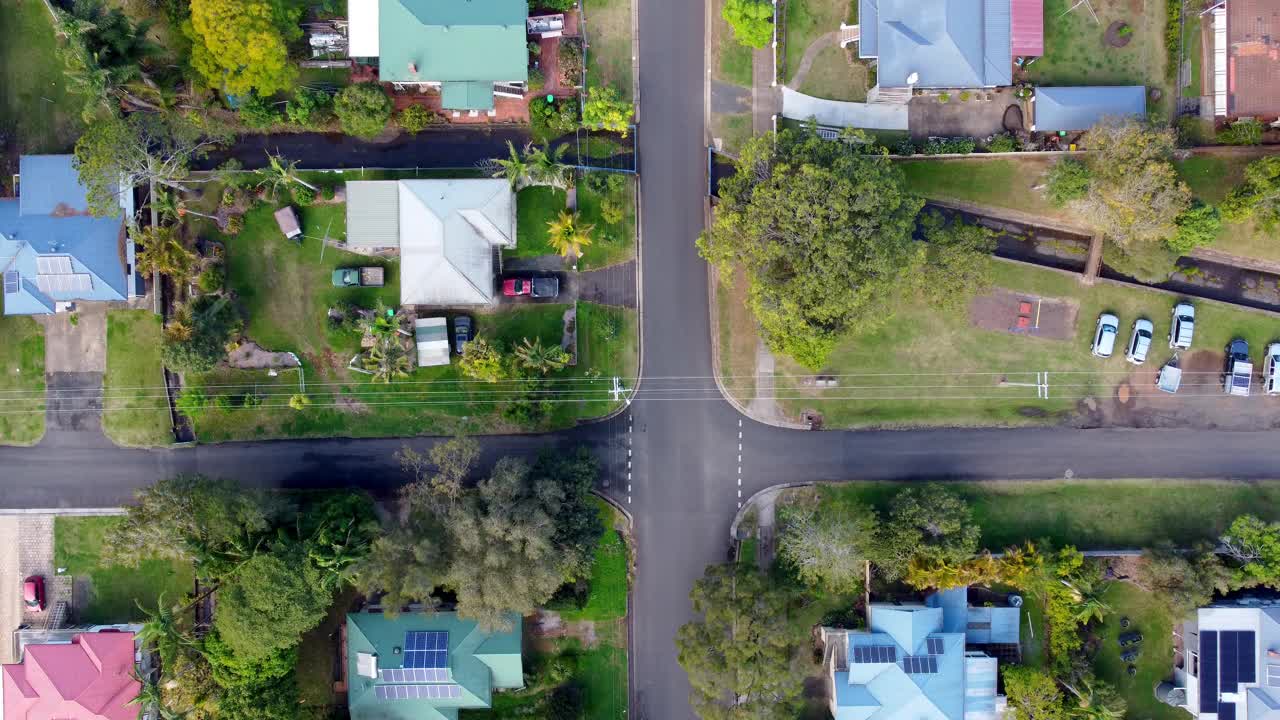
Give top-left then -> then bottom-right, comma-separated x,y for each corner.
1265,343 -> 1280,396
1118,631 -> 1143,647
23,576 -> 45,612
1125,319 -> 1154,365
453,316 -> 473,355
1224,338 -> 1253,397
502,276 -> 560,299
331,267 -> 385,287
1169,302 -> 1195,350
1092,313 -> 1119,358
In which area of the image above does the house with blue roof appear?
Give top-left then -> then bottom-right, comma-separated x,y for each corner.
826,587 -> 1019,720
345,610 -> 524,720
1,155 -> 134,316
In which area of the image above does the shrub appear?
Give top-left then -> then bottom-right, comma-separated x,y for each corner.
161,294 -> 242,373
722,0 -> 774,49
288,393 -> 311,410
176,388 -> 208,417
922,137 -> 975,155
958,91 -> 971,102
1165,0 -> 1181,82
582,86 -> 634,136
528,67 -> 546,93
285,87 -> 332,128
1118,24 -> 1134,37
1218,118 -> 1263,146
397,104 -> 436,133
334,83 -> 392,138
237,94 -> 281,129
581,170 -> 626,196
531,0 -> 575,10
1045,158 -> 1091,206
323,184 -> 336,201
197,264 -> 225,293
223,214 -> 244,235
1176,116 -> 1213,146
291,185 -> 315,206
937,92 -> 950,103
600,196 -> 625,225
893,138 -> 917,156
559,37 -> 584,86
985,133 -> 1019,153
1167,202 -> 1222,254
221,188 -> 239,207
531,96 -> 580,139
213,394 -> 233,411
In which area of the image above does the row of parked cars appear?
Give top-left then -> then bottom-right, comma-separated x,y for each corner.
1090,301 -> 1280,396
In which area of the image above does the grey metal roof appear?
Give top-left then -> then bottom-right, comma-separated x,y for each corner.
1033,86 -> 1146,131
346,181 -> 401,248
859,0 -> 879,57
862,0 -> 1013,88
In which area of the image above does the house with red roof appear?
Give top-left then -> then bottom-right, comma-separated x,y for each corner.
1,630 -> 140,720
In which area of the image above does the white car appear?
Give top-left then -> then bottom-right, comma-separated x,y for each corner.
1092,313 -> 1119,358
1125,319 -> 1154,365
1265,343 -> 1280,396
1169,302 -> 1195,350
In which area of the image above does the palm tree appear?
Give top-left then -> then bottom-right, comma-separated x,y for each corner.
526,143 -> 570,189
133,226 -> 196,284
514,337 -> 569,375
128,670 -> 184,720
546,210 -> 595,259
151,188 -> 217,224
256,152 -> 317,201
1060,577 -> 1111,625
363,340 -> 412,384
358,300 -> 403,342
491,140 -> 532,190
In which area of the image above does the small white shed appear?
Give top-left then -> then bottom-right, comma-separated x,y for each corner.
414,317 -> 450,367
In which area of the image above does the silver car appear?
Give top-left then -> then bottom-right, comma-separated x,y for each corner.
1169,302 -> 1195,350
1125,319 -> 1154,365
1265,343 -> 1280,396
1092,313 -> 1119,358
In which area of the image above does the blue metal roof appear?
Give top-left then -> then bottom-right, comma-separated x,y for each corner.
1033,86 -> 1147,131
18,155 -> 91,216
859,0 -> 1013,88
859,0 -> 879,57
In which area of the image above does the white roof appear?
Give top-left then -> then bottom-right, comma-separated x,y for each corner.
414,317 -> 450,367
348,0 -> 380,57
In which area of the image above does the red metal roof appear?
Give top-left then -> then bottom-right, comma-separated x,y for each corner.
1011,0 -> 1044,56
2,632 -> 140,720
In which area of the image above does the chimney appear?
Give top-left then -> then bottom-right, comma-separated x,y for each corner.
407,62 -> 418,77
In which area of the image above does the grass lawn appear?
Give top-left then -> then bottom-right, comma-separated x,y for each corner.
576,176 -> 637,269
781,0 -> 855,85
1183,11 -> 1202,96
512,186 -> 568,258
1026,0 -> 1171,120
0,310 -> 45,446
0,0 -> 84,155
559,497 -> 629,622
814,480 -> 1280,550
761,257 -> 1280,428
1093,583 -> 1187,720
569,635 -> 628,720
713,113 -> 753,154
103,310 -> 172,447
798,46 -> 869,101
899,157 -> 1079,225
584,0 -> 634,100
54,516 -> 194,624
713,0 -> 755,87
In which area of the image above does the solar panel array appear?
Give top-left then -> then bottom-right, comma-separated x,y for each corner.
36,256 -> 73,274
373,684 -> 462,701
35,273 -> 92,294
3,271 -> 18,294
926,638 -> 945,655
1200,630 -> 1256,714
903,656 -> 939,674
851,645 -> 896,663
380,668 -> 449,683
404,631 -> 449,670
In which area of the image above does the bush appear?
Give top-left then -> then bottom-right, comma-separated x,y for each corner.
531,0 -> 575,10
285,87 -> 332,128
175,388 -> 208,417
528,67 -> 546,93
722,0 -> 774,48
1218,118 -> 1263,146
291,185 -> 315,206
922,137 -> 975,155
1176,116 -> 1213,146
322,184 -> 336,201
600,196 -> 625,225
559,37 -> 584,86
893,138 -> 917,156
958,91 -> 971,102
531,96 -> 580,139
237,94 -> 281,129
197,265 -> 225,293
161,294 -> 242,373
1045,158 -> 1091,206
1167,202 -> 1222,254
334,83 -> 392,138
937,92 -> 950,103
223,214 -> 244,235
986,133 -> 1019,153
582,86 -> 634,136
397,104 -> 437,133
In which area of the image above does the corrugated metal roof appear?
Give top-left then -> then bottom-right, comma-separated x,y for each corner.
1033,85 -> 1147,131
859,0 -> 880,58
378,0 -> 527,84
982,0 -> 1012,87
345,181 -> 401,248
441,81 -> 496,110
18,155 -> 90,217
1010,0 -> 1043,55
872,0 -> 1005,88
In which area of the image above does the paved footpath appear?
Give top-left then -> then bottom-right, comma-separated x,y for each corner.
0,517 -> 19,663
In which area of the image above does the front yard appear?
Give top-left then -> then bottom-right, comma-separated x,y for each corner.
512,178 -> 636,269
584,0 -> 635,99
103,310 -> 172,447
781,0 -> 856,84
1025,0 -> 1171,119
53,516 -> 195,624
0,311 -> 45,445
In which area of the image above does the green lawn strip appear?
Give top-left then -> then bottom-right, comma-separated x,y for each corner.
1092,583 -> 1186,720
53,517 -> 194,624
512,186 -> 567,258
713,113 -> 753,154
782,0 -> 852,85
0,0 -> 84,154
570,302 -> 638,421
898,158 -> 1074,222
296,586 -> 359,710
711,0 -> 754,87
816,480 -> 1280,550
584,0 -> 634,99
569,638 -> 628,720
774,258 -> 1279,428
103,310 -> 172,447
0,310 -> 45,445
797,46 -> 868,102
1183,12 -> 1203,96
738,537 -> 759,567
1026,0 -> 1171,120
576,178 -> 637,269
559,497 -> 629,622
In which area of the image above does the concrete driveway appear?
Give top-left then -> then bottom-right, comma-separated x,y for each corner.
37,305 -> 110,447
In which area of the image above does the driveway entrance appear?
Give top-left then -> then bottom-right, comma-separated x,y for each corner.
37,305 -> 110,447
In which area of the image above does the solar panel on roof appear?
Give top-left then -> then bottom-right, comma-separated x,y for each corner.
373,684 -> 462,701
2,271 -> 17,295
903,656 -> 938,674
1239,631 -> 1256,684
1222,631 -> 1239,693
36,256 -> 73,275
1220,702 -> 1237,720
926,638 -> 944,655
1201,631 -> 1219,714
852,645 -> 896,664
403,631 -> 449,670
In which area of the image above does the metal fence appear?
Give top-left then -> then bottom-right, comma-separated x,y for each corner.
574,126 -> 638,173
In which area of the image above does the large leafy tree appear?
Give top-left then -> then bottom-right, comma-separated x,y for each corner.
776,505 -> 876,591
1138,542 -> 1233,616
213,545 -> 332,661
335,83 -> 393,138
722,0 -> 774,48
1222,515 -> 1280,586
915,212 -> 996,313
873,484 -> 981,581
1002,666 -> 1068,720
184,0 -> 300,96
698,127 -> 925,368
54,1 -> 160,120
676,563 -> 804,720
1222,156 -> 1280,230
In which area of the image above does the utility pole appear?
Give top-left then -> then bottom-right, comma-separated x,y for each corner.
610,376 -> 627,403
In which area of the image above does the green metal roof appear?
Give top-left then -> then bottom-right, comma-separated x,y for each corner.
441,82 -> 496,110
346,611 -> 523,720
378,0 -> 528,85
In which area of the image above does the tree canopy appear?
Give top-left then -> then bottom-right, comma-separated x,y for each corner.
777,505 -> 876,591
1222,156 -> 1280,231
874,484 -> 982,581
1003,666 -> 1067,720
184,0 -> 300,96
335,83 -> 393,138
1222,515 -> 1280,586
698,127 -> 926,368
213,546 -> 333,661
581,86 -> 635,136
722,0 -> 774,48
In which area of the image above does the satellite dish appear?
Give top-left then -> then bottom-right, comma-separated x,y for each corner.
906,72 -> 919,84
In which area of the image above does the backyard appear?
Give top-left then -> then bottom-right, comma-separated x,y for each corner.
53,516 -> 195,624
0,0 -> 84,159
1025,0 -> 1171,119
584,0 -> 634,100
0,311 -> 45,445
103,310 -> 172,447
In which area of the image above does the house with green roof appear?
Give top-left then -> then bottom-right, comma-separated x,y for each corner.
345,610 -> 524,720
347,0 -> 529,112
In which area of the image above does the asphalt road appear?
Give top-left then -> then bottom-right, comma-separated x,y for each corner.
196,128 -> 537,171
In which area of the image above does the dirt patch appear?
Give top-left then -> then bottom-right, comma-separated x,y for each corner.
969,288 -> 1079,341
227,341 -> 301,370
335,395 -> 370,414
529,610 -> 603,648
1002,104 -> 1025,133
1106,21 -> 1133,48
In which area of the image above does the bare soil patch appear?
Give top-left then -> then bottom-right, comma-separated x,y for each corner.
969,288 -> 1079,341
1106,21 -> 1133,48
227,341 -> 301,370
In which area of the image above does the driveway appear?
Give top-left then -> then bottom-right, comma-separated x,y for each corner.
37,305 -> 110,448
908,89 -> 1019,140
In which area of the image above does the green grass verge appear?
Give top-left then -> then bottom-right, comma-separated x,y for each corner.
1183,12 -> 1202,96
571,638 -> 628,720
103,310 -> 172,447
0,310 -> 45,445
53,516 -> 195,624
584,0 -> 634,100
576,177 -> 637,269
512,186 -> 568,259
559,498 -> 629,622
739,538 -> 759,567
0,0 -> 84,154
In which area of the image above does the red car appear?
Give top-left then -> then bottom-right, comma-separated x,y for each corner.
502,277 -> 560,298
23,576 -> 45,612
503,278 -> 531,296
